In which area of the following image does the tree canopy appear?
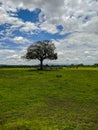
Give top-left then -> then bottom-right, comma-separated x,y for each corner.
24,40 -> 57,70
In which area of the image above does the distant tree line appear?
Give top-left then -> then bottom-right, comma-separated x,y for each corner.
0,63 -> 98,68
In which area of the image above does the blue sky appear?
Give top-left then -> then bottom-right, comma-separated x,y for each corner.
0,0 -> 98,65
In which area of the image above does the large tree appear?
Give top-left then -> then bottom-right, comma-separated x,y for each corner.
24,40 -> 57,70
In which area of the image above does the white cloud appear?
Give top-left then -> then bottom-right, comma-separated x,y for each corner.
40,21 -> 58,34
0,48 -> 39,65
1,0 -> 98,34
12,36 -> 29,44
53,32 -> 98,64
38,0 -> 98,34
20,22 -> 38,33
0,4 -> 23,25
82,16 -> 98,33
0,49 -> 15,54
0,0 -> 98,65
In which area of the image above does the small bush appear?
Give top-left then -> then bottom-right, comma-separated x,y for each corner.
56,75 -> 62,78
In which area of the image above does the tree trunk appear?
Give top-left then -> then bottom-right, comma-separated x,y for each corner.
40,59 -> 43,70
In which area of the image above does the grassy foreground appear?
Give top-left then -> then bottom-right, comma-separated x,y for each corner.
0,67 -> 98,130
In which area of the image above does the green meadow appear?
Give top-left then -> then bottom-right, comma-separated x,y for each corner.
0,67 -> 98,130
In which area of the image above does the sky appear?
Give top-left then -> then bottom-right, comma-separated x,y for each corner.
0,0 -> 98,65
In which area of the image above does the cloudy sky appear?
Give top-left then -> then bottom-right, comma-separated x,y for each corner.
0,0 -> 98,65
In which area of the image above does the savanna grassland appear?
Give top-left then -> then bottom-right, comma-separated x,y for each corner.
0,67 -> 98,130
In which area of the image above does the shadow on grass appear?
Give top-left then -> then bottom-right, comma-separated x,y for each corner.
27,67 -> 62,72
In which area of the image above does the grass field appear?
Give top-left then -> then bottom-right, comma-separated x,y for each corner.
0,67 -> 98,130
